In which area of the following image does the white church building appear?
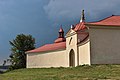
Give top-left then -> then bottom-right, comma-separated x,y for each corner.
26,10 -> 120,68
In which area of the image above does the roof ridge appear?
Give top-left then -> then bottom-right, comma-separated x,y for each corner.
87,15 -> 113,23
87,15 -> 120,23
86,15 -> 120,26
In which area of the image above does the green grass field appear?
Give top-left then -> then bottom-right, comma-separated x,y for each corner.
1,65 -> 120,80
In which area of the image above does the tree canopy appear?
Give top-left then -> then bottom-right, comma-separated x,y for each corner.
9,34 -> 35,70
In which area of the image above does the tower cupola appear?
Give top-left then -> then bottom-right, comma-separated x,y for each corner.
59,27 -> 64,38
54,26 -> 65,43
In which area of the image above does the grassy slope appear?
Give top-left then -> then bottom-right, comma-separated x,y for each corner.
1,65 -> 120,80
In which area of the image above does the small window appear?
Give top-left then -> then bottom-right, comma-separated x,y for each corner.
69,37 -> 72,45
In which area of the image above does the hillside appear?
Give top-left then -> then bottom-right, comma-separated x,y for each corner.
0,65 -> 120,80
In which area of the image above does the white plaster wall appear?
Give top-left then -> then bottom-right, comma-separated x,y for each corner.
78,41 -> 90,65
66,32 -> 78,67
89,26 -> 120,64
27,49 -> 68,68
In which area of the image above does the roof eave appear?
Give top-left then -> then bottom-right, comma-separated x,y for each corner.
26,48 -> 66,54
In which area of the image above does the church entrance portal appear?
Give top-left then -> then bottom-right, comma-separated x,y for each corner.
69,49 -> 75,67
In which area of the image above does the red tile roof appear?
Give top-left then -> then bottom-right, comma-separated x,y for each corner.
78,32 -> 89,43
26,27 -> 66,53
26,42 -> 66,53
26,22 -> 89,53
54,38 -> 65,43
86,15 -> 120,26
74,22 -> 87,31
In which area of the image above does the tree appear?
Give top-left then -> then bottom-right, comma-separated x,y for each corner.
9,34 -> 35,70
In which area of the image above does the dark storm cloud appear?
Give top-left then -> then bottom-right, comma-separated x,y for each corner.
44,0 -> 120,22
0,0 -> 52,64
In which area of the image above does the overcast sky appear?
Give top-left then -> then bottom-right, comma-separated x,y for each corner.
0,0 -> 120,65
